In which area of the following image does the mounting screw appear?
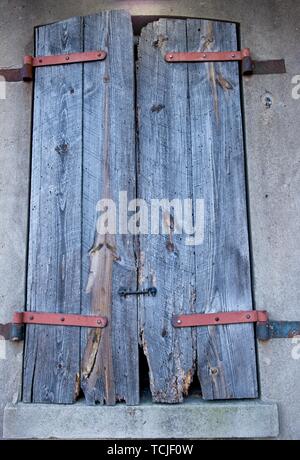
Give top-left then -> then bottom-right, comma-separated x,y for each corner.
231,54 -> 236,58
246,314 -> 251,319
118,287 -> 127,297
169,54 -> 173,59
65,56 -> 70,61
203,54 -> 207,58
215,317 -> 220,322
177,319 -> 182,325
29,316 -> 34,321
60,317 -> 65,322
97,320 -> 102,325
39,59 -> 43,63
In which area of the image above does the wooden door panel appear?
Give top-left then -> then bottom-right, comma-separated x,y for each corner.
80,11 -> 138,406
137,19 -> 196,403
23,17 -> 83,404
137,18 -> 258,402
23,11 -> 138,405
187,19 -> 257,399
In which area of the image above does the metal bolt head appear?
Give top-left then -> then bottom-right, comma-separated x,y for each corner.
118,287 -> 127,297
246,314 -> 251,319
29,315 -> 34,321
60,317 -> 65,322
65,56 -> 70,61
176,319 -> 182,325
97,320 -> 102,325
231,53 -> 236,58
210,367 -> 219,375
203,54 -> 207,58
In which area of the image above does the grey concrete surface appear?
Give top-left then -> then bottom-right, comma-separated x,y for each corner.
0,0 -> 299,439
3,400 -> 279,439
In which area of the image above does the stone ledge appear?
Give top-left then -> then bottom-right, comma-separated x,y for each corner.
3,399 -> 279,439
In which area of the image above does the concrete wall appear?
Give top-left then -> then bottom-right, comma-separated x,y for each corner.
0,0 -> 299,439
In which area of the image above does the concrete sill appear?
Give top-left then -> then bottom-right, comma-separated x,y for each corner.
3,399 -> 279,439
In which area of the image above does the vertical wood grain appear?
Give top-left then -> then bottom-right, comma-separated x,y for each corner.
24,11 -> 138,405
81,11 -> 138,405
137,19 -> 196,403
23,17 -> 83,403
137,18 -> 258,402
187,19 -> 258,399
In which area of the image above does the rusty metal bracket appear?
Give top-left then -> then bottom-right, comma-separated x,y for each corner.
256,321 -> 300,341
0,311 -> 107,341
248,59 -> 286,75
0,50 -> 107,82
0,322 -> 24,341
164,47 -> 286,75
172,310 -> 300,342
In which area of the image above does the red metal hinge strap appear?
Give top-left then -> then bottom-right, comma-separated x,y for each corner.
165,47 -> 251,63
0,50 -> 106,82
164,47 -> 254,75
172,310 -> 269,328
23,50 -> 106,67
13,311 -> 107,328
164,48 -> 286,75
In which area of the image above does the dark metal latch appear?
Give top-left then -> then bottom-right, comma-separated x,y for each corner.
118,286 -> 157,298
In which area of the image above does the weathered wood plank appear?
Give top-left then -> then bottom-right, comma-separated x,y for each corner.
187,19 -> 258,399
81,11 -> 139,405
137,19 -> 196,403
23,18 -> 83,403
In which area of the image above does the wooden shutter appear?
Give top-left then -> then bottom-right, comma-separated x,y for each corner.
23,13 -> 258,405
137,18 -> 258,401
23,11 -> 138,405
